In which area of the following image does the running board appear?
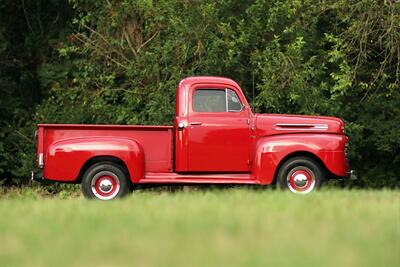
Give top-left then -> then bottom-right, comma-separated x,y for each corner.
139,172 -> 259,184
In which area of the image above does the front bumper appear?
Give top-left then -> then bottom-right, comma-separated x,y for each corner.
31,170 -> 44,181
348,170 -> 357,180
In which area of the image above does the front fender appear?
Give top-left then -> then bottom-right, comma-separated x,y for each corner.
253,134 -> 348,184
44,137 -> 144,183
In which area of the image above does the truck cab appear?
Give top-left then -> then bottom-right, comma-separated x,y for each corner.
34,76 -> 352,200
174,77 -> 253,172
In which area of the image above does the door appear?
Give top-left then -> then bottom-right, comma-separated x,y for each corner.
187,88 -> 250,172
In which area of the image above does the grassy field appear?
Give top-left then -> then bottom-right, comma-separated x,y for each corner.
0,188 -> 399,267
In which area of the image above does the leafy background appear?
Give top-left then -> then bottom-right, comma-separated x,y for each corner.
0,0 -> 398,188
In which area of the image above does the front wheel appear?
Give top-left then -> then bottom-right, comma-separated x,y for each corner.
81,162 -> 131,200
277,157 -> 324,194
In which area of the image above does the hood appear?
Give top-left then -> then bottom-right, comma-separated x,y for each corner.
255,114 -> 344,136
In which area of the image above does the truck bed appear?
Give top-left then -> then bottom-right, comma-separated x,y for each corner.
38,124 -> 174,173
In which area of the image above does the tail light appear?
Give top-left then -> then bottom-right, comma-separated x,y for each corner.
34,130 -> 38,146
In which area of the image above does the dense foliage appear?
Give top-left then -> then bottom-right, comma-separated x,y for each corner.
0,0 -> 398,187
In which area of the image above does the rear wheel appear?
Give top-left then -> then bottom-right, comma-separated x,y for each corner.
277,157 -> 324,194
81,162 -> 130,200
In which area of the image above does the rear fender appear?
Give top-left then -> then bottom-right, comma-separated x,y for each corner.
44,137 -> 144,183
252,134 -> 348,184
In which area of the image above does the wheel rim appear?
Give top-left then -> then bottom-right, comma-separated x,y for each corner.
287,166 -> 316,194
90,171 -> 120,200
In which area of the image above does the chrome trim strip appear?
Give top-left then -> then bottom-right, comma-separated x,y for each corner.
275,123 -> 328,130
225,88 -> 228,112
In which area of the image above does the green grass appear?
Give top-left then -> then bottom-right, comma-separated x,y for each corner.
0,189 -> 399,267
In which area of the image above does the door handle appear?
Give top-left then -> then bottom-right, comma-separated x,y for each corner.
190,122 -> 202,126
178,122 -> 186,130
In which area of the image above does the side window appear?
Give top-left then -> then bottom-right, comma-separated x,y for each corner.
193,89 -> 226,112
193,88 -> 244,112
227,89 -> 243,112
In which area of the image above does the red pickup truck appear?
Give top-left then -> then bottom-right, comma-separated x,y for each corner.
33,76 -> 353,200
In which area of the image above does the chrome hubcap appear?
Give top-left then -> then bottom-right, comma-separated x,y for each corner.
287,166 -> 316,194
293,173 -> 308,188
99,179 -> 113,193
90,171 -> 120,200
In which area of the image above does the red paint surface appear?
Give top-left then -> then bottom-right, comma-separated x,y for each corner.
40,125 -> 172,182
252,134 -> 348,184
36,76 -> 350,185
